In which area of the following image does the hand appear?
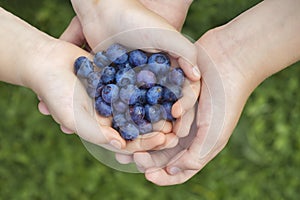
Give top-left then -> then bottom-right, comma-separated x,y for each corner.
133,0 -> 300,185
133,30 -> 252,184
53,0 -> 200,152
0,8 -> 127,149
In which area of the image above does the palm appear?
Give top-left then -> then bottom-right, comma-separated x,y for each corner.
134,30 -> 254,185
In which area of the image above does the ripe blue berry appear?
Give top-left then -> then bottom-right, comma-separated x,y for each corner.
147,53 -> 170,75
129,105 -> 145,125
119,123 -> 139,140
136,70 -> 156,88
138,120 -> 153,134
119,84 -> 138,104
101,66 -> 116,84
115,66 -> 136,87
162,86 -> 179,102
86,86 -> 99,98
113,100 -> 128,113
112,113 -> 127,127
74,56 -> 94,78
95,96 -> 112,117
106,43 -> 128,64
144,104 -> 162,123
165,85 -> 183,100
157,75 -> 168,86
161,102 -> 175,121
93,51 -> 110,68
128,50 -> 148,67
146,85 -> 163,105
167,68 -> 185,86
101,84 -> 119,104
129,88 -> 147,105
87,71 -> 102,89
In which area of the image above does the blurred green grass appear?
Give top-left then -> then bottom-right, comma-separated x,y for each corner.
0,0 -> 299,199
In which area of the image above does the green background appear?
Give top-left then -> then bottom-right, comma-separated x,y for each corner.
0,0 -> 299,199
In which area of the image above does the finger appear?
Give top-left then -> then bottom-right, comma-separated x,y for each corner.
38,101 -> 50,115
145,167 -> 198,186
152,120 -> 172,133
60,16 -> 86,47
134,144 -> 183,169
124,132 -> 166,153
134,152 -> 155,169
73,83 -> 126,149
60,125 -> 74,134
173,104 -> 196,138
115,153 -> 133,164
98,29 -> 200,81
153,133 -> 178,150
172,79 -> 200,118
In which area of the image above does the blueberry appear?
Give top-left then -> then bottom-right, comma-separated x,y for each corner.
119,84 -> 138,104
129,88 -> 147,105
93,51 -> 110,68
162,86 -> 179,102
147,53 -> 170,75
138,120 -> 153,134
165,85 -> 183,100
129,105 -> 145,125
136,70 -> 156,88
146,85 -> 163,105
113,100 -> 128,113
106,43 -> 128,64
87,71 -> 102,88
86,86 -> 99,98
95,83 -> 105,98
144,104 -> 162,123
101,84 -> 119,104
167,68 -> 185,86
128,50 -> 148,67
161,102 -> 175,121
74,56 -> 94,78
115,66 -> 136,87
119,123 -> 139,140
116,62 -> 132,71
157,75 -> 168,86
112,113 -> 128,127
95,96 -> 112,117
101,66 -> 116,84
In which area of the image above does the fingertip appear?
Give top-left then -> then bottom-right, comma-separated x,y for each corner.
171,101 -> 184,118
178,58 -> 201,81
115,153 -> 133,164
38,101 -> 50,115
60,125 -> 75,134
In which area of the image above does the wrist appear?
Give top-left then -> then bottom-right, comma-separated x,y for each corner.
0,8 -> 55,87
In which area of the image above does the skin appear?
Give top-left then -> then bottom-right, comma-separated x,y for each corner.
0,7 -> 126,150
134,0 -> 300,185
43,0 -> 200,153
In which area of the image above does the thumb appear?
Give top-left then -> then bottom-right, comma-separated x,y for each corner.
60,16 -> 86,47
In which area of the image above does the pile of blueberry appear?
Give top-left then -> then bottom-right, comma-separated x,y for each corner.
74,44 -> 185,140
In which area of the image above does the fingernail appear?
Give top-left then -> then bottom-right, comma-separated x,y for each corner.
110,140 -> 122,150
193,66 -> 201,78
169,167 -> 181,175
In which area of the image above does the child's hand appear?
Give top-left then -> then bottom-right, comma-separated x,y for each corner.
57,0 -> 200,152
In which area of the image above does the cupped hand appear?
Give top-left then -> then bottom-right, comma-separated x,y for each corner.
46,0 -> 200,153
34,40 -> 127,150
133,27 -> 259,185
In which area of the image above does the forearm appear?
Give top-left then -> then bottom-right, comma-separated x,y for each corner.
214,0 -> 300,86
0,7 -> 55,87
70,0 -> 191,30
